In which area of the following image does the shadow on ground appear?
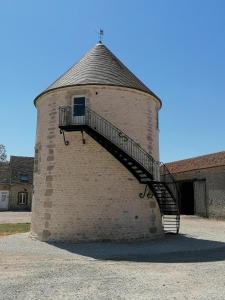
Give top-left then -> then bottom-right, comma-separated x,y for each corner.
49,234 -> 225,263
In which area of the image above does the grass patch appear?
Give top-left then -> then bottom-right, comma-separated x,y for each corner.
0,223 -> 30,236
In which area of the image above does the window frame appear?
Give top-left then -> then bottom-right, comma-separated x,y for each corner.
19,174 -> 29,183
71,96 -> 86,117
18,192 -> 28,205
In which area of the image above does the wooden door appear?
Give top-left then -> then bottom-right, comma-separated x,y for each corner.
194,180 -> 207,217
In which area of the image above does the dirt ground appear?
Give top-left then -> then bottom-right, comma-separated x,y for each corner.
0,215 -> 225,300
0,211 -> 31,224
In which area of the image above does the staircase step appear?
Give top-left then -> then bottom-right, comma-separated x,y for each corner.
135,170 -> 144,174
160,202 -> 177,205
161,207 -> 178,209
163,220 -> 179,223
139,174 -> 148,178
161,210 -> 178,212
156,196 -> 173,199
160,205 -> 177,207
164,226 -> 178,229
140,178 -> 151,183
131,166 -> 138,170
160,208 -> 178,211
159,200 -> 175,202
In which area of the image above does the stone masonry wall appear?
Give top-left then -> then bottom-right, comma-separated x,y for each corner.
172,166 -> 225,219
9,184 -> 32,211
31,85 -> 163,242
0,184 -> 10,191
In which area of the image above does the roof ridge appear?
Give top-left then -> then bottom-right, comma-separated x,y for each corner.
166,151 -> 225,174
166,150 -> 225,165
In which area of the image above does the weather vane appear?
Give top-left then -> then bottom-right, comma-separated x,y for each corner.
99,29 -> 104,43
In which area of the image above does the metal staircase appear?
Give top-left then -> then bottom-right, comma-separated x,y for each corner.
59,106 -> 180,234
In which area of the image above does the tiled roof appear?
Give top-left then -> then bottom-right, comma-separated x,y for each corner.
10,156 -> 34,184
35,43 -> 161,103
0,162 -> 10,184
166,151 -> 225,174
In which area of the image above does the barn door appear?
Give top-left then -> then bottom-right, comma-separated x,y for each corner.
194,180 -> 207,217
72,97 -> 85,125
0,191 -> 9,210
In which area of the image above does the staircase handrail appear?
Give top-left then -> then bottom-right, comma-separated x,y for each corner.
59,105 -> 160,179
160,162 -> 180,211
86,107 -> 160,178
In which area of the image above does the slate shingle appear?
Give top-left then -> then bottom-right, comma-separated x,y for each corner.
35,43 -> 161,103
10,156 -> 34,184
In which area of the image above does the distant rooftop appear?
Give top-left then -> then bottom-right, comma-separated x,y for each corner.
0,162 -> 10,184
0,156 -> 34,184
35,43 -> 161,104
166,151 -> 225,173
10,156 -> 34,184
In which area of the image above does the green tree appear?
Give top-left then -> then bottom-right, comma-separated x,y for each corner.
0,145 -> 7,162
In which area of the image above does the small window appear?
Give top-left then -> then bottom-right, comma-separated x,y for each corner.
73,97 -> 85,116
156,110 -> 159,129
18,192 -> 28,205
1,192 -> 7,202
19,174 -> 29,182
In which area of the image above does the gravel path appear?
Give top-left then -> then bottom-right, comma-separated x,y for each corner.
0,211 -> 31,224
0,216 -> 225,299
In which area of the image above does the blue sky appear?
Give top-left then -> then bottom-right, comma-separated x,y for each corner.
0,0 -> 225,162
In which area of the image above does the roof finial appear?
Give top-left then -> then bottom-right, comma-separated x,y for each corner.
98,29 -> 104,44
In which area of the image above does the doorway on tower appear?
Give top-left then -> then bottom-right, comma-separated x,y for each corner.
178,181 -> 194,215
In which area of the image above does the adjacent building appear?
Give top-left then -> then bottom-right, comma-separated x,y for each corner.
0,156 -> 34,211
166,151 -> 225,219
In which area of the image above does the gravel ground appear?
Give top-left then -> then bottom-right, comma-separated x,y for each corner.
0,211 -> 31,224
0,216 -> 225,300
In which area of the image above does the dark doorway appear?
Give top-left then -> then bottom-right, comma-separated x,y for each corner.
73,97 -> 85,116
179,181 -> 194,214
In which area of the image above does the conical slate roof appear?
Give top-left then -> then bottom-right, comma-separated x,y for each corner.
35,43 -> 161,103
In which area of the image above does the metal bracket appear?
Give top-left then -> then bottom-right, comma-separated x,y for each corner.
60,130 -> 69,146
118,131 -> 128,142
139,185 -> 153,199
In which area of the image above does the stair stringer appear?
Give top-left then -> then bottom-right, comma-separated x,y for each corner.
82,127 -> 179,233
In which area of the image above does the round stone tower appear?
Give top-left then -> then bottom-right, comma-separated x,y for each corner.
31,43 -> 163,242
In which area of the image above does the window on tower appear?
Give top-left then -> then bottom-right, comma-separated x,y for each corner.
156,109 -> 159,129
73,97 -> 85,116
